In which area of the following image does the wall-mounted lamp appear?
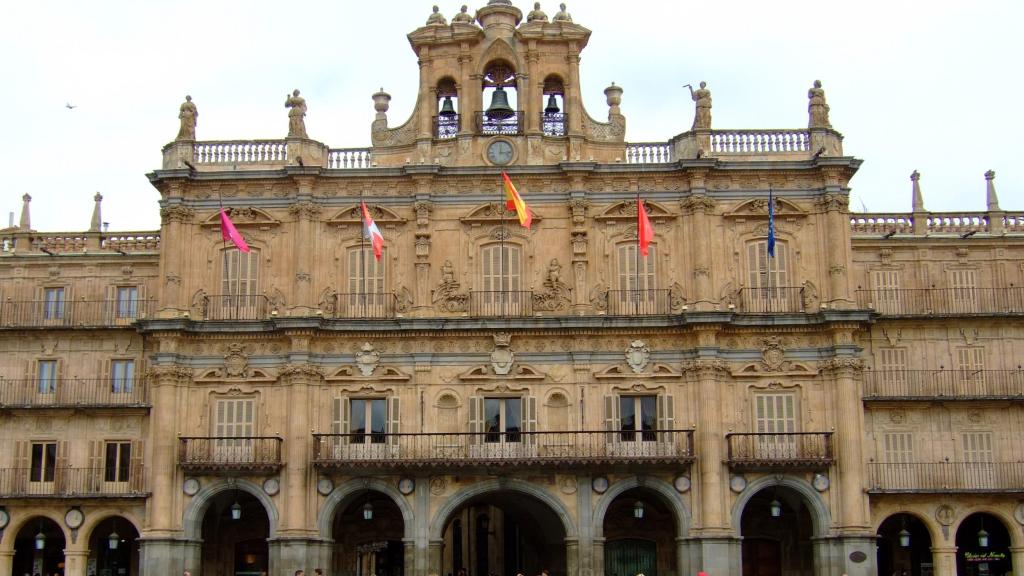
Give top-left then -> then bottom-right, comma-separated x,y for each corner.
633,501 -> 645,519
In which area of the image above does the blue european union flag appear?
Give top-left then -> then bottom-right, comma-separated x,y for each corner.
767,187 -> 776,258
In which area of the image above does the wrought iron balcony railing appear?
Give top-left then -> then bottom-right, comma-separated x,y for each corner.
864,370 -> 1024,400
737,287 -> 806,313
325,292 -> 400,319
433,114 -> 459,139
726,432 -> 833,469
0,299 -> 155,328
541,112 -> 567,137
868,462 -> 1024,493
475,111 -> 523,135
0,467 -> 147,497
194,294 -> 270,321
855,287 -> 1024,316
312,430 -> 695,469
178,437 -> 284,472
606,289 -> 673,315
468,291 -> 534,317
0,378 -> 148,408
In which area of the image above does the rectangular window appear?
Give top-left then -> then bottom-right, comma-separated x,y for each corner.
949,269 -> 978,313
43,287 -> 65,320
343,247 -> 388,317
221,248 -> 260,317
484,397 -> 522,443
619,395 -> 657,442
745,240 -> 791,311
214,398 -> 256,463
883,432 -> 914,463
956,347 -> 986,394
479,245 -> 523,315
754,392 -> 797,459
350,398 -> 387,444
116,286 -> 139,318
962,432 -> 993,463
37,360 -> 58,394
871,270 -> 902,314
30,442 -> 57,483
111,359 -> 135,393
104,442 -> 131,482
613,244 -> 658,314
878,348 -> 909,394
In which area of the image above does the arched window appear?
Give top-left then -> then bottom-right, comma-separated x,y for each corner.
744,239 -> 792,312
343,245 -> 388,318
475,243 -> 525,316
480,61 -> 520,135
612,242 -> 657,314
435,77 -> 459,139
542,75 -> 566,136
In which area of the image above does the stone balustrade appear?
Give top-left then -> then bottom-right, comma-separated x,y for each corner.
0,230 -> 160,255
849,214 -> 915,235
625,142 -> 673,164
850,211 -> 1024,237
194,140 -> 288,164
328,148 -> 372,169
710,129 -> 809,154
926,212 -> 989,234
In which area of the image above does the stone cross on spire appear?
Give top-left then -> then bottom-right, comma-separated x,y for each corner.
985,170 -> 1000,211
910,170 -> 925,212
19,194 -> 31,230
90,193 -> 104,232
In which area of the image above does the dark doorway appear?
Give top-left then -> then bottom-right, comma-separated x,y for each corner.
605,539 -> 657,576
739,486 -> 814,576
13,516 -> 66,576
876,513 -> 933,576
200,490 -> 270,576
90,516 -> 141,576
956,513 -> 1012,576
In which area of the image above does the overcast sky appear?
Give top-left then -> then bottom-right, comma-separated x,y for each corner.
2,0 -> 1021,232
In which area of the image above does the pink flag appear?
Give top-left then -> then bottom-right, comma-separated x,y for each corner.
638,199 -> 654,256
219,209 -> 250,253
361,201 -> 385,261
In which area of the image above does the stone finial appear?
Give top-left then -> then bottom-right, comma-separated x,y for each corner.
527,2 -> 549,22
807,79 -> 832,129
910,170 -> 925,212
552,2 -> 572,22
372,88 -> 391,120
452,5 -> 475,24
90,192 -> 103,232
426,5 -> 448,25
604,82 -> 623,111
175,95 -> 197,141
985,170 -> 1000,211
19,193 -> 31,230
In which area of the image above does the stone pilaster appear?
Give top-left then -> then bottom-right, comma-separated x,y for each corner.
929,546 -> 957,576
683,353 -> 731,532
681,192 -> 716,310
145,365 -> 192,535
821,351 -> 869,531
63,549 -> 89,576
158,192 -> 193,317
288,193 -> 320,312
818,175 -> 853,307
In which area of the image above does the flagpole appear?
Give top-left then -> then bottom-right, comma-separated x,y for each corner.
767,185 -> 774,313
360,192 -> 367,319
217,191 -> 237,320
635,190 -> 641,316
500,176 -> 507,318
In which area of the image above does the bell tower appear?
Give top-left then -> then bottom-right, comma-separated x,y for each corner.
369,1 -> 626,167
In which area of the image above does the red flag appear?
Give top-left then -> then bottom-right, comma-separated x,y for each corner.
361,201 -> 385,261
219,209 -> 250,253
637,199 -> 654,256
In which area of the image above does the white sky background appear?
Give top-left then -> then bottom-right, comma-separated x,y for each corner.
1,0 -> 1021,232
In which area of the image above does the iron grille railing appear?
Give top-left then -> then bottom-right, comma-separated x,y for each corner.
433,114 -> 459,139
606,289 -> 672,315
468,291 -> 534,317
0,467 -> 147,497
0,378 -> 148,407
855,288 -> 1024,316
475,111 -> 523,135
198,294 -> 270,320
868,462 -> 1024,492
0,299 -> 156,328
313,430 -> 694,468
178,437 -> 283,471
737,287 -> 806,313
328,292 -> 399,319
864,370 -> 1024,400
726,432 -> 833,468
541,113 -> 567,136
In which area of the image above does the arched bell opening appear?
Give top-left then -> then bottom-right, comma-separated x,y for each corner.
435,77 -> 460,139
480,60 -> 520,135
541,75 -> 566,136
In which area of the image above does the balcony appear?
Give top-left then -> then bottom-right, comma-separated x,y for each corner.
433,114 -> 459,139
0,467 -> 147,498
475,111 -> 523,136
312,430 -> 695,470
541,113 -> 567,137
606,289 -> 673,315
194,294 -> 270,321
868,462 -> 1024,493
737,287 -> 806,313
855,287 -> 1024,316
0,378 -> 148,408
0,299 -> 156,328
326,292 -> 399,319
468,291 -> 534,317
726,432 -> 833,469
864,370 -> 1024,401
178,437 -> 284,473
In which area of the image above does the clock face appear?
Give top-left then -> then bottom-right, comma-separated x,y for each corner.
65,507 -> 84,529
0,508 -> 8,529
487,140 -> 514,165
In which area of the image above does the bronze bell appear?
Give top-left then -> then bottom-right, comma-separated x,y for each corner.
438,96 -> 456,117
485,86 -> 515,120
544,94 -> 561,115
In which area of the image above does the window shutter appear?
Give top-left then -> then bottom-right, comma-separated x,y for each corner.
603,395 -> 620,435
130,440 -> 144,492
89,440 -> 103,489
468,396 -> 484,438
55,440 -> 69,493
14,441 -> 29,492
524,395 -> 538,446
657,394 -> 675,443
388,396 -> 401,446
331,397 -> 347,434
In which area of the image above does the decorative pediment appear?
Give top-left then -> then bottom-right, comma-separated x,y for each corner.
594,200 -> 675,223
594,363 -> 680,380
325,204 -> 407,227
724,197 -> 807,219
458,363 -> 547,381
325,365 -> 411,382
460,202 -> 544,226
201,207 -> 281,228
610,382 -> 666,393
195,368 -> 274,382
734,362 -> 815,377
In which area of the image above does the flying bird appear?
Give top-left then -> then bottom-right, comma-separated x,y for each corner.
65,103 -> 77,109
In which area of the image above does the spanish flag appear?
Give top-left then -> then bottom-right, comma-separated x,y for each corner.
502,171 -> 532,229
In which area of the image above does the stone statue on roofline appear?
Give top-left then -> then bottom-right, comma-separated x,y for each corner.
452,5 -> 475,24
527,2 -> 549,22
426,5 -> 447,25
686,81 -> 711,130
552,2 -> 572,22
285,89 -> 308,139
808,79 -> 831,129
176,95 -> 197,141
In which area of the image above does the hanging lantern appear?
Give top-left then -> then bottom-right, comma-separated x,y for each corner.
977,527 -> 989,548
363,502 -> 374,520
109,530 -> 120,550
769,499 -> 782,518
35,530 -> 45,550
898,528 -> 910,548
633,501 -> 645,519
231,500 -> 242,521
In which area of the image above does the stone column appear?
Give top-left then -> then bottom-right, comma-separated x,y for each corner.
818,183 -> 853,307
574,476 -> 594,576
592,538 -> 605,576
823,350 -> 869,532
157,193 -> 193,317
139,537 -> 201,575
428,539 -> 444,576
1011,546 -> 1024,576
930,545 -> 957,576
565,538 -> 579,576
0,551 -> 12,576
146,364 -> 190,535
565,46 -> 582,135
63,549 -> 89,576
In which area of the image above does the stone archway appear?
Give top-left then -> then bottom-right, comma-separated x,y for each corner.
12,515 -> 66,576
183,480 -> 278,576
319,479 -> 415,576
875,512 -> 933,576
88,515 -> 142,576
182,478 -> 280,540
955,512 -> 1014,576
733,477 -> 830,576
